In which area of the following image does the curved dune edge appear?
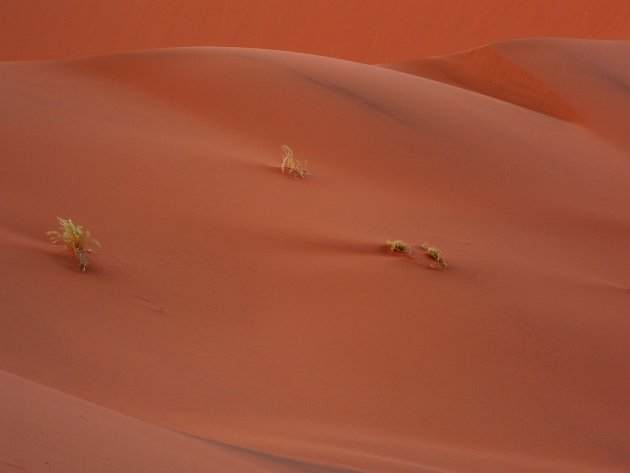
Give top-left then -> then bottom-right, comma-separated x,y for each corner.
380,43 -> 579,122
0,369 -> 316,473
0,370 -> 615,473
382,38 -> 630,148
0,39 -> 629,473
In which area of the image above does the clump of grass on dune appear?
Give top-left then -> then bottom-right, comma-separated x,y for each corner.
386,239 -> 412,256
386,239 -> 448,270
47,218 -> 100,271
280,144 -> 309,179
420,242 -> 447,270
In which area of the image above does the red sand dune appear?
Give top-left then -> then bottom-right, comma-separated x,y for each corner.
1,0 -> 630,62
1,36 -> 630,472
383,38 -> 630,148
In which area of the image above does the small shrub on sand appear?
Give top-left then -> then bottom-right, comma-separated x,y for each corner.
387,239 -> 412,255
280,144 -> 309,179
47,218 -> 100,271
420,242 -> 447,270
387,239 -> 448,270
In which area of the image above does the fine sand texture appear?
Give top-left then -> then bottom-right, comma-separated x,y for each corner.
1,0 -> 630,62
1,16 -> 630,473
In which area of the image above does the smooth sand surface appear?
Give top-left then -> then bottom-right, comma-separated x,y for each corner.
0,369 -> 351,473
1,40 -> 629,472
1,0 -> 630,62
1,5 -> 630,473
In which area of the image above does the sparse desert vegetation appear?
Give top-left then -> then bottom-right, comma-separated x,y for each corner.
4,3 -> 630,471
387,239 -> 412,255
47,217 -> 100,271
387,240 -> 447,269
420,242 -> 447,270
280,144 -> 309,179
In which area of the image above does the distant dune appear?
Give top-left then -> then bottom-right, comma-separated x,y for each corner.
1,2 -> 630,473
0,0 -> 629,62
383,38 -> 630,148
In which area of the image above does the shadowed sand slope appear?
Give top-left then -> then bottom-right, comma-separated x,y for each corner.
381,44 -> 579,122
383,38 -> 630,148
1,0 -> 630,62
1,40 -> 629,472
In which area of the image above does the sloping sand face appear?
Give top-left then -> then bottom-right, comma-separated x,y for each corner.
1,0 -> 630,62
1,369 -> 346,473
0,39 -> 629,472
384,38 -> 630,148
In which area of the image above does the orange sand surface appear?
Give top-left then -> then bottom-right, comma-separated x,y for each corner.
1,3 -> 630,473
1,0 -> 630,62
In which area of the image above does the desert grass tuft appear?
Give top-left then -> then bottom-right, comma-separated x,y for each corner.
280,144 -> 309,179
387,239 -> 412,256
47,218 -> 100,271
420,242 -> 447,270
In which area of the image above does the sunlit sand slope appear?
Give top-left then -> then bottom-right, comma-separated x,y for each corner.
1,40 -> 629,472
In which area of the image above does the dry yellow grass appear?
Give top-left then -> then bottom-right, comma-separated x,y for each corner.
387,239 -> 412,255
47,218 -> 100,271
280,144 -> 309,179
387,239 -> 448,269
420,242 -> 447,270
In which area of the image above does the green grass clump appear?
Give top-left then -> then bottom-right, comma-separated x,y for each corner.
280,144 -> 309,179
420,242 -> 447,270
387,239 -> 412,255
47,218 -> 100,271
